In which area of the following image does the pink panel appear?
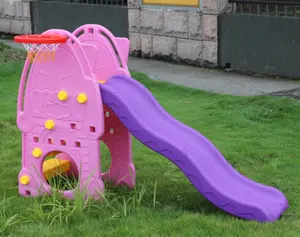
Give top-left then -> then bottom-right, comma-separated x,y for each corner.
115,37 -> 130,65
73,24 -> 130,83
18,29 -> 105,199
101,104 -> 135,188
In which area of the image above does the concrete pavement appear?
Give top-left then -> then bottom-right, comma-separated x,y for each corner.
128,58 -> 300,96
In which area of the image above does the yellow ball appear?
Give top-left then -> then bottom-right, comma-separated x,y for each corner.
77,93 -> 88,104
45,120 -> 55,130
20,175 -> 30,185
32,148 -> 42,158
58,90 -> 68,101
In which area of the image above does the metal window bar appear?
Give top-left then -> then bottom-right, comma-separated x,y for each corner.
43,0 -> 128,6
229,0 -> 300,17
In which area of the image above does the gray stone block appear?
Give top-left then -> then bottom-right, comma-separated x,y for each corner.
202,14 -> 217,41
1,0 -> 30,19
3,0 -> 15,18
0,17 -> 11,33
129,9 -> 140,33
23,1 -> 30,19
129,32 -> 141,53
164,11 -> 188,38
14,1 -> 24,19
140,9 -> 164,35
188,12 -> 202,40
202,41 -> 218,66
153,35 -> 176,60
10,19 -> 24,33
23,19 -> 31,33
0,1 -> 3,17
128,0 -> 139,8
202,0 -> 219,14
141,34 -> 152,57
177,39 -> 202,65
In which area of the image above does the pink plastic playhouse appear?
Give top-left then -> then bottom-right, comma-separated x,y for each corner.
16,24 -> 135,199
15,24 -> 288,222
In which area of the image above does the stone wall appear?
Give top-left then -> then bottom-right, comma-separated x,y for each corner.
0,0 -> 228,67
0,0 -> 31,35
129,0 -> 228,67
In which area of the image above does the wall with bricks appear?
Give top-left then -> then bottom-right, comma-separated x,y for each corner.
0,0 -> 31,35
129,0 -> 228,67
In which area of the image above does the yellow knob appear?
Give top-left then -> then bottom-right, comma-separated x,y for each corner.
32,148 -> 42,158
98,80 -> 106,84
20,175 -> 30,185
58,90 -> 68,101
45,119 -> 55,130
77,93 -> 88,104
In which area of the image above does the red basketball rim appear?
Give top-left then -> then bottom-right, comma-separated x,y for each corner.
14,34 -> 68,44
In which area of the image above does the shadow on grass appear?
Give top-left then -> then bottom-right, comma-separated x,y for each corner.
103,167 -> 228,219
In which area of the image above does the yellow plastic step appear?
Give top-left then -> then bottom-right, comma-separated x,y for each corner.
43,158 -> 71,180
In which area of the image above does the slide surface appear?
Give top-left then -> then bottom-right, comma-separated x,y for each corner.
99,75 -> 288,222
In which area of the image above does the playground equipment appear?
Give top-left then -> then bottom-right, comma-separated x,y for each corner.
14,24 -> 288,222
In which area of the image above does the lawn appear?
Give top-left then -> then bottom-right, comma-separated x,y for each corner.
1,43 -> 300,236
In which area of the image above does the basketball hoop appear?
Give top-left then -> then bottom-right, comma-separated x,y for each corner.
14,34 -> 68,63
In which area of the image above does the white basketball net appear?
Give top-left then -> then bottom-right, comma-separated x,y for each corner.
23,43 -> 60,63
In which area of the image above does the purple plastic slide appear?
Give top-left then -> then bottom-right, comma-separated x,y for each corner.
99,75 -> 288,222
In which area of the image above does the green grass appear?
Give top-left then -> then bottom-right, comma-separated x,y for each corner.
1,42 -> 300,236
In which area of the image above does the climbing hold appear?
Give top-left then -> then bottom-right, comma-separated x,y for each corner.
45,120 -> 55,130
32,148 -> 42,158
58,90 -> 68,101
19,175 -> 30,185
77,93 -> 88,104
